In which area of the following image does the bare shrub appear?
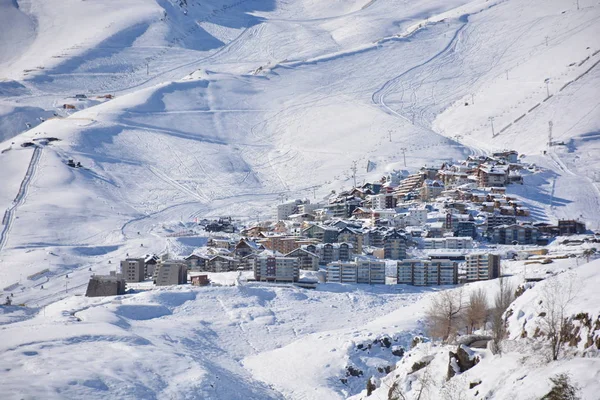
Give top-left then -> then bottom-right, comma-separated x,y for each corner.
426,288 -> 465,342
539,274 -> 577,361
541,373 -> 580,400
387,381 -> 406,400
464,288 -> 488,334
490,277 -> 514,354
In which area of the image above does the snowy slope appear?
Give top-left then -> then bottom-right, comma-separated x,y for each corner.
0,0 -> 482,291
349,259 -> 600,400
0,0 -> 35,68
0,0 -> 598,334
0,281 -> 427,400
0,0 -> 600,398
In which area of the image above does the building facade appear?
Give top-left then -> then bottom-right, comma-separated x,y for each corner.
254,256 -> 299,282
155,262 -> 188,286
337,227 -> 364,253
370,193 -> 397,210
465,253 -> 501,282
397,259 -> 458,286
558,220 -> 586,235
383,230 -> 408,260
486,214 -> 517,231
455,221 -> 477,238
285,248 -> 319,271
478,165 -> 507,187
304,242 -> 353,265
420,180 -> 444,201
492,224 -> 539,244
85,272 -> 127,297
277,200 -> 302,220
120,258 -> 145,283
326,259 -> 386,284
422,237 -> 473,250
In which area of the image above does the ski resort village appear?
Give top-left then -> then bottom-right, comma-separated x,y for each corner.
81,150 -> 593,297
1,0 -> 600,399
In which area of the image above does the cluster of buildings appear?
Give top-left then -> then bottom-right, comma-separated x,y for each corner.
232,150 -> 583,286
85,255 -> 205,297
86,150 -> 588,296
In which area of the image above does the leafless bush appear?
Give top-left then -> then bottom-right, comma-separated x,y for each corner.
464,288 -> 488,334
426,288 -> 464,342
490,277 -> 514,354
542,373 -> 580,399
539,274 -> 577,361
387,381 -> 406,400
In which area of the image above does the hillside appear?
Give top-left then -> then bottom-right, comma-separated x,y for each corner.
0,0 -> 599,398
350,259 -> 600,400
1,0 -> 599,289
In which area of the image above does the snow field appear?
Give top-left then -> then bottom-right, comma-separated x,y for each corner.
0,281 -> 427,400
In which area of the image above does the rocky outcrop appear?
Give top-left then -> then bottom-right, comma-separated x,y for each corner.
410,355 -> 434,373
456,334 -> 492,349
447,345 -> 480,380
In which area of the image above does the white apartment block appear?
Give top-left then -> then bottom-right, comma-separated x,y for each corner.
391,213 -> 409,228
276,199 -> 303,220
370,194 -> 386,210
422,237 -> 473,250
155,261 -> 188,286
397,259 -> 457,286
370,193 -> 396,210
326,259 -> 386,284
254,256 -> 299,282
465,253 -> 501,282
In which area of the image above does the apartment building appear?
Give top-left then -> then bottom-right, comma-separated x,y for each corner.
465,253 -> 501,282
409,208 -> 428,226
370,193 -> 397,209
254,256 -> 299,282
478,165 -> 508,187
492,224 -> 539,245
422,237 -> 473,250
302,224 -> 340,243
277,199 -> 303,220
558,219 -> 586,235
155,261 -> 188,286
383,229 -> 408,260
397,259 -> 458,286
363,228 -> 385,247
485,214 -> 517,231
326,259 -> 386,284
297,202 -> 321,215
356,259 -> 386,284
420,180 -> 444,201
120,258 -> 145,283
258,235 -> 317,254
304,242 -> 353,265
337,227 -> 363,253
455,221 -> 477,238
285,247 -> 319,271
326,261 -> 357,283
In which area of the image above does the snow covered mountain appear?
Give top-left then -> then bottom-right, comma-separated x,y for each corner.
0,0 -> 599,398
1,0 -> 599,288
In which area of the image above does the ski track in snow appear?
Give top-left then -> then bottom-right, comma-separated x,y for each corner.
0,145 -> 42,253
